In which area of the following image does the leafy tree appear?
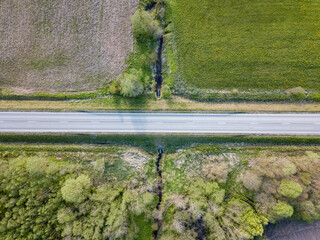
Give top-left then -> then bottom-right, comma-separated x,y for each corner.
61,174 -> 91,204
279,179 -> 302,198
272,201 -> 294,221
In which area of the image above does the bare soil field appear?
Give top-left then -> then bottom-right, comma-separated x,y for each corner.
0,0 -> 138,93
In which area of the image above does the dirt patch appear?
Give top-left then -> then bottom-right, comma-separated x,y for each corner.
0,0 -> 138,92
122,148 -> 151,169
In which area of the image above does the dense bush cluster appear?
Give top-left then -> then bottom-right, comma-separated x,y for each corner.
246,151 -> 320,223
0,155 -> 156,240
157,148 -> 320,239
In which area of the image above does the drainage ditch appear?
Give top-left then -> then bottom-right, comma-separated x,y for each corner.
155,34 -> 164,98
153,146 -> 164,239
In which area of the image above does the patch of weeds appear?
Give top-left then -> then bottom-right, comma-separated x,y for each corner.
29,54 -> 69,71
134,213 -> 153,240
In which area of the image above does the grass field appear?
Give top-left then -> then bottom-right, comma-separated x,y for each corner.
168,0 -> 320,91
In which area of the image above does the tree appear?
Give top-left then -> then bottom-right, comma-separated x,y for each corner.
272,201 -> 293,221
61,175 -> 91,204
279,179 -> 302,198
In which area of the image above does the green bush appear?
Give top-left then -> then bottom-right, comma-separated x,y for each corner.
119,68 -> 146,97
132,9 -> 163,40
282,162 -> 297,176
311,93 -> 320,102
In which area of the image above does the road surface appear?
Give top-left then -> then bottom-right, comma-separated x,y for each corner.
0,112 -> 319,135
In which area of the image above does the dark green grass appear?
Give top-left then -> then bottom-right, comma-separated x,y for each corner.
0,90 -> 97,101
169,0 -> 320,91
1,134 -> 320,154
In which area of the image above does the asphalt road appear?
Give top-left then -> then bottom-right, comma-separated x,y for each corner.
0,112 -> 319,135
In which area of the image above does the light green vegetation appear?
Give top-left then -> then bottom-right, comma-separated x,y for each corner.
0,145 -> 156,240
167,0 -> 320,92
0,142 -> 319,239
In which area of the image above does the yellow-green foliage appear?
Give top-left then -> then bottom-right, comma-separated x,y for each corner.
272,201 -> 294,220
168,0 -> 320,91
0,152 -> 156,240
61,175 -> 91,204
280,179 -> 303,198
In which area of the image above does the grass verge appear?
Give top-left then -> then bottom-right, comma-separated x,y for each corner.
1,96 -> 320,112
1,134 -> 320,154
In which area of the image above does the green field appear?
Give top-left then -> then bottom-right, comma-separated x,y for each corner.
168,0 -> 320,91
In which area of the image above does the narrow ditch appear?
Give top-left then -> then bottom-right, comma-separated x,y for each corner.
155,34 -> 164,98
153,146 -> 164,239
144,1 -> 164,98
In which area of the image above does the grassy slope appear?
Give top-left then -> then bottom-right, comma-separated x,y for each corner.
1,134 -> 320,154
170,0 -> 320,91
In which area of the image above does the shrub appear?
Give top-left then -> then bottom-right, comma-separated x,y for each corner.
240,171 -> 262,191
132,9 -> 163,40
310,93 -> 320,102
108,81 -> 121,94
279,179 -> 302,198
119,69 -> 146,97
285,87 -> 305,95
299,201 -> 320,223
282,162 -> 296,176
